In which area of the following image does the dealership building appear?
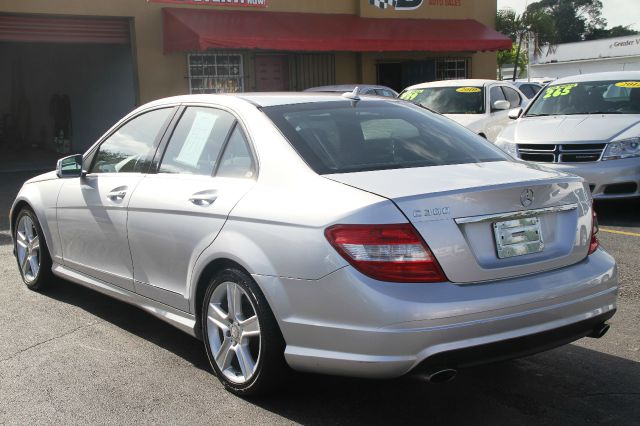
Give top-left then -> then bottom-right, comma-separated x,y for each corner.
0,0 -> 509,156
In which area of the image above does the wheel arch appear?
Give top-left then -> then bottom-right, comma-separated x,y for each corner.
10,199 -> 53,260
192,257 -> 266,341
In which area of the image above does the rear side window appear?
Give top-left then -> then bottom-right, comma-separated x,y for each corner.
216,125 -> 255,179
159,107 -> 235,176
91,108 -> 173,174
263,101 -> 508,174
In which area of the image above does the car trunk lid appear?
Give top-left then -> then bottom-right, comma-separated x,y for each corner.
325,160 -> 592,283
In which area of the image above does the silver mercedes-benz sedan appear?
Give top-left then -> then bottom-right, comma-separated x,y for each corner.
11,93 -> 617,396
496,71 -> 640,199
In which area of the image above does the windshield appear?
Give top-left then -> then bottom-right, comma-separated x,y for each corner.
399,87 -> 485,114
526,80 -> 640,116
262,101 -> 508,175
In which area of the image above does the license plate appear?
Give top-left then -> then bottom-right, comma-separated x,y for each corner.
493,216 -> 544,259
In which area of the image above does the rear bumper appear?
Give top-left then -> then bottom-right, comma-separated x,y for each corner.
538,157 -> 640,199
254,247 -> 618,378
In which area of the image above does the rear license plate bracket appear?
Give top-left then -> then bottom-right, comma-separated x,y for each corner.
493,216 -> 544,259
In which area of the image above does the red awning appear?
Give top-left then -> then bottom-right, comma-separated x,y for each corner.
163,8 -> 511,54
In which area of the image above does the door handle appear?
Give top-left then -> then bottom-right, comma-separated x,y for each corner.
189,190 -> 218,207
107,187 -> 127,201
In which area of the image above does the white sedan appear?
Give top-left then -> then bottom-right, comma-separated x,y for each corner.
400,79 -> 527,142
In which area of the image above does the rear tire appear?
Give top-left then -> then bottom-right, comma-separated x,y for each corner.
14,207 -> 53,291
201,267 -> 287,396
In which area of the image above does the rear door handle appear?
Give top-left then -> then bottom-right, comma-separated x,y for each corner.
189,190 -> 218,207
107,187 -> 127,201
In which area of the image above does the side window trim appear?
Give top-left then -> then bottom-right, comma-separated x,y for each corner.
87,106 -> 179,175
150,105 -> 186,174
212,120 -> 239,177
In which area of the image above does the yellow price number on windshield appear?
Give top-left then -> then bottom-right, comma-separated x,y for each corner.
400,89 -> 423,101
456,87 -> 481,93
543,84 -> 579,99
615,81 -> 640,88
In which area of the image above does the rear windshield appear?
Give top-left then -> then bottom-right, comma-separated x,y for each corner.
526,80 -> 640,116
262,101 -> 508,174
399,87 -> 485,114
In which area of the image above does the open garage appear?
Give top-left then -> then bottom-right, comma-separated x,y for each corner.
0,14 -> 136,169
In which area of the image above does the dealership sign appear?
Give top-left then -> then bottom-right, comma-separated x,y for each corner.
149,0 -> 268,7
369,0 -> 461,9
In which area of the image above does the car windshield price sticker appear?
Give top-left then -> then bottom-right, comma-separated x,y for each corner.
400,89 -> 423,101
543,84 -> 579,99
615,81 -> 640,88
456,87 -> 481,93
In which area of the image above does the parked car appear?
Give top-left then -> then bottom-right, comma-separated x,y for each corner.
496,71 -> 640,199
511,81 -> 545,99
305,84 -> 398,98
399,79 -> 528,142
11,93 -> 616,396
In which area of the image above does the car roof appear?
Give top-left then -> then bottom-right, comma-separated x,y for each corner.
305,84 -> 396,93
553,71 -> 640,84
138,92 -> 398,109
404,79 -> 500,91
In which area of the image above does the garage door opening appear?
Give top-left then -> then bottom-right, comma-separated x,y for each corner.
0,14 -> 136,171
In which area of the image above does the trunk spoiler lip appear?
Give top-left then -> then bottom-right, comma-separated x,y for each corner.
455,203 -> 579,225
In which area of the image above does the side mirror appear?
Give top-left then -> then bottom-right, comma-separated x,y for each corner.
56,154 -> 85,178
508,107 -> 524,120
492,100 -> 511,111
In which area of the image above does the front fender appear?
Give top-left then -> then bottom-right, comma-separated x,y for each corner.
11,177 -> 65,263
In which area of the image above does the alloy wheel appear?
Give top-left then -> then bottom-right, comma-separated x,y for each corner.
206,281 -> 261,384
16,215 -> 41,283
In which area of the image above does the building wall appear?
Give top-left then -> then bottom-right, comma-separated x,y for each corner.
0,0 -> 499,103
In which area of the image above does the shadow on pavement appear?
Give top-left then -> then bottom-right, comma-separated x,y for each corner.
32,276 -> 640,425
38,278 -> 211,373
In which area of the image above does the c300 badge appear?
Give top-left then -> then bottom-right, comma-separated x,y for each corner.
521,189 -> 534,207
413,207 -> 451,219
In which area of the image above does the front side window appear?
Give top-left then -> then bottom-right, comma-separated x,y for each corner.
526,80 -> 640,116
399,86 -> 485,114
502,86 -> 522,108
490,86 -> 506,110
263,101 -> 508,175
159,107 -> 235,176
91,108 -> 173,174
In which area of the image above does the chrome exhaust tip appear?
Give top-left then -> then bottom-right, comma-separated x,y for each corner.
588,322 -> 610,339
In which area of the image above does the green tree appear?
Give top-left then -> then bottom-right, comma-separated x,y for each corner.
526,0 -> 637,42
585,25 -> 639,40
496,7 -> 556,80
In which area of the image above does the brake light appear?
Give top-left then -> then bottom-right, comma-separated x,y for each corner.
324,224 -> 447,283
589,207 -> 599,255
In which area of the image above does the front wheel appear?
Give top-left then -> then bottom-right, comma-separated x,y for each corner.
14,207 -> 53,290
202,268 -> 287,396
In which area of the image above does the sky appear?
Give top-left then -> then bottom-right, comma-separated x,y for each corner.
497,0 -> 640,30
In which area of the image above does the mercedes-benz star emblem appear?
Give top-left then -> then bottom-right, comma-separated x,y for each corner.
521,189 -> 534,207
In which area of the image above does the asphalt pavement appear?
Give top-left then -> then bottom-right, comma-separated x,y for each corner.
0,170 -> 638,425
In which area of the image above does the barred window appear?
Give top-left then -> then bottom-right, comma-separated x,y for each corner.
188,52 -> 244,94
435,58 -> 470,80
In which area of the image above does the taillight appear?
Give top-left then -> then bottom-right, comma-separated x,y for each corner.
324,224 -> 446,283
589,207 -> 599,255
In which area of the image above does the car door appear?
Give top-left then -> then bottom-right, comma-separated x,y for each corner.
485,85 -> 511,142
126,106 -> 257,311
56,107 -> 176,291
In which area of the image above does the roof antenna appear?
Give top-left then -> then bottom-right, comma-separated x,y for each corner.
342,86 -> 361,102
